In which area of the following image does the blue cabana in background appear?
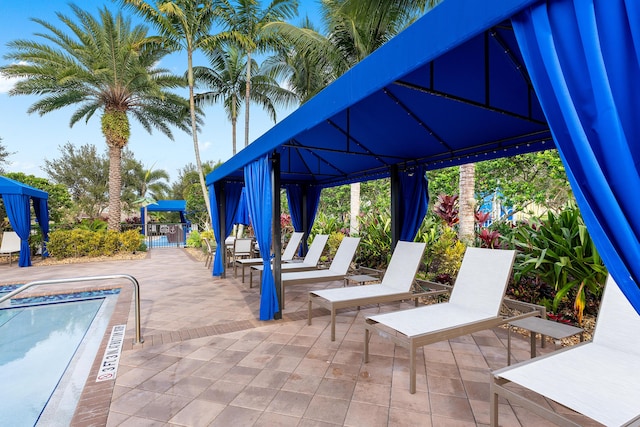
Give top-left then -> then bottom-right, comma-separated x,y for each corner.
206,0 -> 640,319
0,176 -> 49,267
139,200 -> 189,228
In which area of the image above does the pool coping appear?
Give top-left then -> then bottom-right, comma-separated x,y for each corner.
70,285 -> 133,426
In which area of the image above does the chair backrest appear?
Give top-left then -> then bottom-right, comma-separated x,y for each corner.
592,275 -> 640,355
381,241 -> 427,292
202,237 -> 213,253
328,237 -> 361,274
302,234 -> 329,265
0,231 -> 20,252
282,232 -> 304,261
234,238 -> 254,256
449,247 -> 516,316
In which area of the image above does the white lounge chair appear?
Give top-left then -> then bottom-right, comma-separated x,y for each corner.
308,240 -> 427,341
363,247 -> 523,393
234,231 -> 304,282
249,234 -> 329,288
279,236 -> 361,308
491,276 -> 640,426
0,231 -> 21,266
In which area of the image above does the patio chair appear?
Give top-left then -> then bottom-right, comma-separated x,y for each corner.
249,234 -> 329,288
279,237 -> 361,307
0,231 -> 21,266
230,238 -> 253,266
308,240 -> 427,341
490,276 -> 640,426
363,247 -> 529,393
234,232 -> 304,282
202,237 -> 214,269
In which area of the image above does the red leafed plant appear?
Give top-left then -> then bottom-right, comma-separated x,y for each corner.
477,228 -> 502,248
475,211 -> 491,224
433,194 -> 459,227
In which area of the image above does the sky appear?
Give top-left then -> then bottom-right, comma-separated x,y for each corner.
0,0 -> 321,182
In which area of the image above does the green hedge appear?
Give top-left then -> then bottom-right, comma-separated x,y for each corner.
46,229 -> 144,259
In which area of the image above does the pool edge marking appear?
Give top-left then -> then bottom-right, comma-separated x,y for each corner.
96,324 -> 125,382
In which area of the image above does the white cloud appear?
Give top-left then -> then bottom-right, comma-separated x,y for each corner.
199,140 -> 212,151
0,62 -> 27,94
0,75 -> 19,94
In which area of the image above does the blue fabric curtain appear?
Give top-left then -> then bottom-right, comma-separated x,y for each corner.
245,156 -> 278,320
286,185 -> 321,255
4,194 -> 32,267
513,0 -> 640,313
33,198 -> 49,257
210,182 -> 243,276
399,166 -> 429,241
233,187 -> 251,225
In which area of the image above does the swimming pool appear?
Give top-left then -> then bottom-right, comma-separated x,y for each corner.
0,290 -> 119,426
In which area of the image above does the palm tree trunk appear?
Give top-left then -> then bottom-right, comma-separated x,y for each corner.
107,144 -> 122,231
232,96 -> 238,155
187,49 -> 212,224
350,182 -> 360,235
244,50 -> 252,148
232,116 -> 237,155
459,163 -> 476,244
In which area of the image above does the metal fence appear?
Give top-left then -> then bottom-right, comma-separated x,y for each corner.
122,223 -> 188,249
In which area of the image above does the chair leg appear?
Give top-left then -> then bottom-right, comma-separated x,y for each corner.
409,343 -> 416,394
331,308 -> 336,341
490,379 -> 499,427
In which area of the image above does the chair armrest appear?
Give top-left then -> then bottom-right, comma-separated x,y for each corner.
353,266 -> 384,278
502,298 -> 546,318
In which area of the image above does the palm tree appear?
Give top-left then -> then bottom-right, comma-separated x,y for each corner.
119,0 -> 218,225
135,163 -> 171,200
215,0 -> 299,148
193,46 -> 297,155
1,5 -> 190,231
262,16 -> 334,103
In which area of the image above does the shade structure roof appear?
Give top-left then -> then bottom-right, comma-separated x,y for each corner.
0,176 -> 48,199
206,0 -> 548,188
145,200 -> 186,213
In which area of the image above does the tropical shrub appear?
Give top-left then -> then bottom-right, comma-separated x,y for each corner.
426,226 -> 466,282
186,230 -> 202,248
357,210 -> 392,268
311,211 -> 348,236
46,229 -> 144,258
76,218 -> 109,232
508,203 -> 607,324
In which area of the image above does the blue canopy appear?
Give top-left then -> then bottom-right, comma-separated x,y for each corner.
140,200 -> 188,225
0,176 -> 49,267
206,0 -> 640,317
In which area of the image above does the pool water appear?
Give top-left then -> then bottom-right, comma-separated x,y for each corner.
0,292 -> 118,426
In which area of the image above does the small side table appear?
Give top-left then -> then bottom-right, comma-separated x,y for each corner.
507,316 -> 584,365
343,274 -> 379,287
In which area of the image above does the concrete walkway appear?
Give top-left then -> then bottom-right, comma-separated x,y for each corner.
0,249 -> 599,426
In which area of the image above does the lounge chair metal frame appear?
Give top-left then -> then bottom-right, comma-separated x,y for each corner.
363,247 -> 540,394
490,277 -> 640,426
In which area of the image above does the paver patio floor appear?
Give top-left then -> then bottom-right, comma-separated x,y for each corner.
1,249 -> 600,426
